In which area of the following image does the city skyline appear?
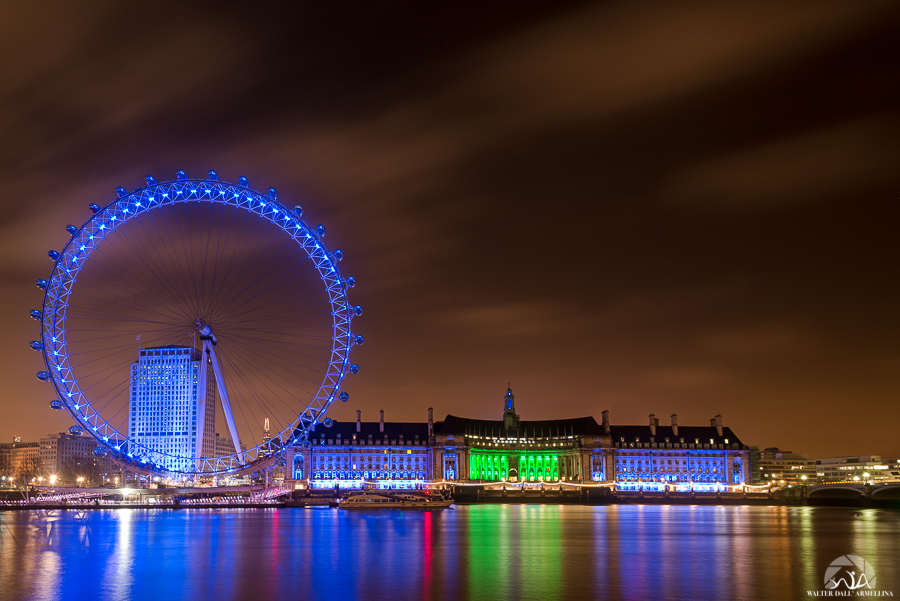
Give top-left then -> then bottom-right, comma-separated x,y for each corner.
2,1 -> 900,460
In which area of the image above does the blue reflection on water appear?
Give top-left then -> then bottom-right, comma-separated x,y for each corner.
1,506 -> 898,601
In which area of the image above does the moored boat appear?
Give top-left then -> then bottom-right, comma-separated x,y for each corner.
339,491 -> 453,509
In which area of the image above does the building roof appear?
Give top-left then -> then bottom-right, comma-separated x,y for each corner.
608,424 -> 743,447
308,421 -> 429,440
437,414 -> 603,437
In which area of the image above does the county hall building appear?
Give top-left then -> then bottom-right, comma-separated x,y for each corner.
283,387 -> 750,491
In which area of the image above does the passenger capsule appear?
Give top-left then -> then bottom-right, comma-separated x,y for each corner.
48,250 -> 60,261
66,224 -> 78,236
239,176 -> 249,188
145,175 -> 157,186
36,279 -> 47,290
323,418 -> 334,428
349,364 -> 359,374
68,425 -> 83,435
316,224 -> 326,237
354,305 -> 363,317
333,249 -> 343,261
30,310 -> 42,321
176,170 -> 187,180
49,400 -> 63,410
293,204 -> 303,217
116,187 -> 128,197
339,392 -> 349,402
92,447 -> 108,457
346,276 -> 356,288
30,341 -> 43,351
207,169 -> 219,181
89,203 -> 100,214
354,335 -> 365,346
267,187 -> 278,200
36,371 -> 50,381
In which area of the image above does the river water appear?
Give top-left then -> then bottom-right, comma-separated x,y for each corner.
1,505 -> 898,600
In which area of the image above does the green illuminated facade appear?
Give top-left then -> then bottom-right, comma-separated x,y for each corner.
469,450 -> 561,482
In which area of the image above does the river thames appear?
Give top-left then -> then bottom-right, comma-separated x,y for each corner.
1,505 -> 898,600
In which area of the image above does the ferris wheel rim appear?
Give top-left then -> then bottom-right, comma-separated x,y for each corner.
37,176 -> 358,476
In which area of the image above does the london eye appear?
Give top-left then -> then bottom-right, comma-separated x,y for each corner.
31,171 -> 361,477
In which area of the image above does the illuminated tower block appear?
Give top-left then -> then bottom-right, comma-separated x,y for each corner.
128,346 -> 216,470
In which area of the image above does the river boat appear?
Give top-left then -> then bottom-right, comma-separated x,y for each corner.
338,491 -> 453,509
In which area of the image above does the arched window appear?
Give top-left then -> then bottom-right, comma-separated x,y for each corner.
732,459 -> 743,484
293,455 -> 305,480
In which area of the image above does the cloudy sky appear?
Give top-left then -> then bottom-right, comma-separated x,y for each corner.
2,1 -> 898,458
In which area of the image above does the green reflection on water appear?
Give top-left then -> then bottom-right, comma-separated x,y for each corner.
466,505 -> 562,601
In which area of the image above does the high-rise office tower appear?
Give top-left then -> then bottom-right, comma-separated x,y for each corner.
128,346 -> 216,470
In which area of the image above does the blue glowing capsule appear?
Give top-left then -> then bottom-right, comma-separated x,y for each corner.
323,418 -> 334,428
354,335 -> 365,346
346,276 -> 356,288
116,186 -> 128,197
176,170 -> 187,180
49,400 -> 63,410
339,392 -> 349,402
68,425 -> 83,435
89,203 -> 100,214
239,176 -> 249,188
30,310 -> 41,321
349,364 -> 359,374
36,279 -> 47,290
293,204 -> 303,217
145,175 -> 157,186
208,169 -> 219,181
354,305 -> 363,317
333,249 -> 343,261
30,341 -> 43,351
48,250 -> 60,261
66,224 -> 78,236
316,224 -> 326,236
36,371 -> 50,381
92,447 -> 108,457
267,187 -> 278,200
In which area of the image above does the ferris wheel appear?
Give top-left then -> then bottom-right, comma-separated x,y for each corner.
30,170 -> 362,477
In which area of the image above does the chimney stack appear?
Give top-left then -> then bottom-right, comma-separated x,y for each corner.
380,409 -> 384,433
649,414 -> 656,436
356,410 -> 361,433
715,414 -> 723,437
427,407 -> 434,437
710,418 -> 716,428
671,414 -> 678,437
601,410 -> 610,435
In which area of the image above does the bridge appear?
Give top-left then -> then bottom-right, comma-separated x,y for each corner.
806,481 -> 900,499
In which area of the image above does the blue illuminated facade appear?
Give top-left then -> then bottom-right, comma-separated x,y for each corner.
283,410 -> 434,490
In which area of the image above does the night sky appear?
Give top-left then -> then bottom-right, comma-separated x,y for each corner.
2,1 -> 899,458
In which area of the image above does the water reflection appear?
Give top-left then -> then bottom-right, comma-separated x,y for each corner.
0,506 -> 898,601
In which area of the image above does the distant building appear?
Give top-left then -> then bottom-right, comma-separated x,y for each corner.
40,432 -> 98,475
215,433 -> 246,457
128,346 -> 216,470
0,439 -> 40,483
757,448 -> 817,486
816,456 -> 900,483
283,387 -> 751,491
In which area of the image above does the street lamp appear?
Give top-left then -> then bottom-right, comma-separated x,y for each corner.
76,476 -> 84,487
49,475 -> 56,485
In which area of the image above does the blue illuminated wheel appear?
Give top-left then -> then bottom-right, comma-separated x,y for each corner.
32,170 -> 362,477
